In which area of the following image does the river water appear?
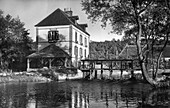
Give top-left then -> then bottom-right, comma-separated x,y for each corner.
0,80 -> 170,108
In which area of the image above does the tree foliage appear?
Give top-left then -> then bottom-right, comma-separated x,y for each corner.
0,10 -> 33,71
89,39 -> 124,59
82,0 -> 170,87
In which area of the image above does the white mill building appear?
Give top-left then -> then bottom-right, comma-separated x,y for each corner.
27,8 -> 90,71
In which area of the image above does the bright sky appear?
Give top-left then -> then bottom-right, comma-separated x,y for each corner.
0,0 -> 123,42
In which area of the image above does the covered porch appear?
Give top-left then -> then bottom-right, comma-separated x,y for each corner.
27,44 -> 71,71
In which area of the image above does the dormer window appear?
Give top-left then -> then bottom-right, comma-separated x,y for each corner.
48,30 -> 59,43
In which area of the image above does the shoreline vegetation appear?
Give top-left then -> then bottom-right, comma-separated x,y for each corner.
0,69 -> 144,84
0,73 -> 142,84
0,67 -> 167,85
0,68 -> 168,88
0,66 -> 167,86
0,71 -> 51,83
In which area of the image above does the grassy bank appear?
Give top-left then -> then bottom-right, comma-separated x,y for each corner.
0,72 -> 51,83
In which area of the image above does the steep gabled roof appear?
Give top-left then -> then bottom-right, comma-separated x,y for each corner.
27,44 -> 71,58
35,8 -> 90,35
35,8 -> 73,27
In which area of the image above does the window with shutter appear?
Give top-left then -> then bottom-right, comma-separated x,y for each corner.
48,30 -> 59,43
80,35 -> 83,45
75,32 -> 78,43
74,46 -> 78,56
85,37 -> 87,47
80,48 -> 83,58
84,49 -> 86,58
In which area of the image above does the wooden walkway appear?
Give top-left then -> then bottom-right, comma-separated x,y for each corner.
80,59 -> 137,79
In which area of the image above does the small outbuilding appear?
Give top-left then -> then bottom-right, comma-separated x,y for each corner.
27,44 -> 71,71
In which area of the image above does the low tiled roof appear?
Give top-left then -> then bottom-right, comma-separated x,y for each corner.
27,44 -> 71,58
119,44 -> 137,59
35,8 -> 90,35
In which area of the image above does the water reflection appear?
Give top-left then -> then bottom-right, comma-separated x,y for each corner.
0,81 -> 169,108
71,90 -> 89,108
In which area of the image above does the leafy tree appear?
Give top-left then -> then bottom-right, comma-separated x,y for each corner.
0,10 -> 33,71
89,40 -> 123,59
82,0 -> 170,87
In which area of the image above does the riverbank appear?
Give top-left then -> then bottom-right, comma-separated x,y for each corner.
0,69 -> 147,83
0,72 -> 51,83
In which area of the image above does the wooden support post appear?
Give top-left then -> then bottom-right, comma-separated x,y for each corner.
64,58 -> 68,67
92,61 -> 95,79
83,61 -> 85,69
94,70 -> 97,79
110,61 -> 113,79
49,59 -> 52,69
82,61 -> 85,78
27,58 -> 30,71
94,61 -> 97,79
120,61 -> 123,79
40,58 -> 44,68
130,60 -> 134,79
89,61 -> 93,80
90,69 -> 93,80
101,61 -> 103,80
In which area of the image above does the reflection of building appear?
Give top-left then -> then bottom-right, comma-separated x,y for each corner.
71,89 -> 89,108
27,8 -> 90,70
27,99 -> 36,108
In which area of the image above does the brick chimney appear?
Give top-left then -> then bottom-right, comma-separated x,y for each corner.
64,8 -> 72,17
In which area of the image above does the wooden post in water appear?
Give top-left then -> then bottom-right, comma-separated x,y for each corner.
120,61 -> 123,79
94,70 -> 97,79
130,60 -> 134,79
90,61 -> 94,79
93,61 -> 97,79
101,61 -> 103,79
94,61 -> 97,79
82,61 -> 85,69
64,58 -> 68,67
49,59 -> 52,69
82,61 -> 85,78
27,58 -> 30,71
109,61 -> 113,79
